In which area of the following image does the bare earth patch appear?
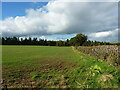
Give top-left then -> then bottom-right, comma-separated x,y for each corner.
2,59 -> 78,88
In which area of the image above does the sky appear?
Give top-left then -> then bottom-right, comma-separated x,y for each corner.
0,0 -> 119,41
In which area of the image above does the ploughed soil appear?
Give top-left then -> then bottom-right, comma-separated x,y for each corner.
2,59 -> 78,88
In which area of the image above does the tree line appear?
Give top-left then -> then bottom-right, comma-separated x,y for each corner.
0,33 -> 113,46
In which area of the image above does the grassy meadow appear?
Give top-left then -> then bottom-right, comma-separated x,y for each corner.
2,45 -> 120,88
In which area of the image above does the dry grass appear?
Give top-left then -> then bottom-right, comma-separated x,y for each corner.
75,45 -> 120,66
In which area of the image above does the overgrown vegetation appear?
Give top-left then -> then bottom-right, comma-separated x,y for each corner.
75,45 -> 120,67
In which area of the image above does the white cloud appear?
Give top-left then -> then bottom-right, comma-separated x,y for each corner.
90,31 -> 113,38
40,36 -> 46,40
88,29 -> 118,41
0,0 -> 118,41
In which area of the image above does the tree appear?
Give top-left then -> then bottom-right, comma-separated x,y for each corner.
69,33 -> 88,46
65,39 -> 70,46
56,40 -> 64,46
1,35 -> 112,46
2,37 -> 5,45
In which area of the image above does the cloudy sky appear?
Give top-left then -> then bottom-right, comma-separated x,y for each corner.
0,0 -> 119,41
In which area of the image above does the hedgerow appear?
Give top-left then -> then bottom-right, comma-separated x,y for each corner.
75,45 -> 120,66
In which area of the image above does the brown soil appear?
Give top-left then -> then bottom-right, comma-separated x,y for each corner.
37,59 -> 78,71
2,59 -> 78,88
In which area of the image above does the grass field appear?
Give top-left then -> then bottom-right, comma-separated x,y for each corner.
2,46 -> 120,88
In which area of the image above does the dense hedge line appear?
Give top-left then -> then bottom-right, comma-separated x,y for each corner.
75,45 -> 120,66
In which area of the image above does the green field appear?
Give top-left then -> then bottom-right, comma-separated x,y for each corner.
2,46 -> 120,88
